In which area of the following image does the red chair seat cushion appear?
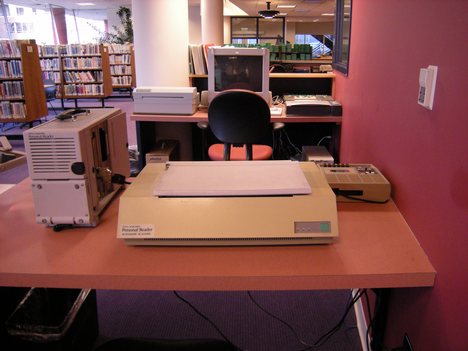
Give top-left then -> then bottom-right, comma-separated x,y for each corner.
208,144 -> 273,161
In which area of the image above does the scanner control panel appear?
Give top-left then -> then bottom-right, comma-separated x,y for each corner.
318,163 -> 391,203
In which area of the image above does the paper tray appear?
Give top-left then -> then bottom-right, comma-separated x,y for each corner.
153,160 -> 312,197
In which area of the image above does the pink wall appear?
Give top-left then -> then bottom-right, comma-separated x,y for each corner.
334,0 -> 468,350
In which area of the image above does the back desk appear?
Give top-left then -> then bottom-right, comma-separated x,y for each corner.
131,108 -> 342,169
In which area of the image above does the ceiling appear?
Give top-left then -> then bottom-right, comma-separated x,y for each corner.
3,0 -> 131,10
3,0 -> 336,22
230,0 -> 336,22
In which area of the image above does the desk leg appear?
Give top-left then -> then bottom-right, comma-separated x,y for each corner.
192,123 -> 207,161
199,126 -> 208,161
331,123 -> 341,163
136,121 -> 156,171
371,288 -> 390,351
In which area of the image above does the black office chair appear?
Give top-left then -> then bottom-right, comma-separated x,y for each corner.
207,90 -> 273,161
43,78 -> 57,115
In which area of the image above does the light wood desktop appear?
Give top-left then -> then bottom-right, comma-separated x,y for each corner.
131,106 -> 342,124
0,178 -> 435,291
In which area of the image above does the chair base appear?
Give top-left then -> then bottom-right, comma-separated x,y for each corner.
208,144 -> 272,161
48,101 -> 57,115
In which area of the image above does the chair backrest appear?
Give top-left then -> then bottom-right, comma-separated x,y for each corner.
208,89 -> 271,145
43,78 -> 56,100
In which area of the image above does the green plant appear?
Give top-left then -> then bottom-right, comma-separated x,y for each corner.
99,6 -> 133,44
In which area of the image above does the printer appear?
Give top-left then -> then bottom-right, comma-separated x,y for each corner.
284,95 -> 342,116
133,86 -> 198,115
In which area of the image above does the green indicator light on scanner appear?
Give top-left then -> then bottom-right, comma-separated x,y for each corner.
320,222 -> 330,232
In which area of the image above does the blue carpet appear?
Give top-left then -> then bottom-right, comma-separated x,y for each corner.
95,290 -> 362,351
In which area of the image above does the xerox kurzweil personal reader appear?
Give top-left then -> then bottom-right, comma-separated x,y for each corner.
117,161 -> 338,246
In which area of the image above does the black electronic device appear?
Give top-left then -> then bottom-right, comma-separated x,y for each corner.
56,109 -> 90,121
284,95 -> 342,116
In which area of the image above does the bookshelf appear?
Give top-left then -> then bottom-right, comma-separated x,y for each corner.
106,44 -> 136,94
200,44 -> 332,73
58,44 -> 112,107
189,72 -> 336,99
0,40 -> 47,124
39,45 -> 61,98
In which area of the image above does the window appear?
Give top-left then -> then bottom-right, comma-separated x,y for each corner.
231,17 -> 285,45
16,7 -> 24,16
0,4 -> 10,16
333,0 -> 352,75
295,34 -> 332,57
10,22 -> 32,34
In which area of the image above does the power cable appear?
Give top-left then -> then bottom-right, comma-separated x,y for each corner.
248,289 -> 366,350
172,291 -> 242,351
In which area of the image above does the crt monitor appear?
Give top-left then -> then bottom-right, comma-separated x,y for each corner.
207,46 -> 270,105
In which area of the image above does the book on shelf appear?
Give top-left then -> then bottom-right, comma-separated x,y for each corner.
203,43 -> 214,68
63,70 -> 101,83
63,83 -> 105,96
38,45 -> 59,57
0,81 -> 24,99
109,54 -> 131,65
40,58 -> 60,70
111,76 -> 132,86
106,43 -> 132,54
110,65 -> 132,75
189,43 -> 212,75
0,60 -> 22,78
0,39 -> 35,58
0,101 -> 27,118
59,44 -> 101,56
41,71 -> 61,83
62,56 -> 102,69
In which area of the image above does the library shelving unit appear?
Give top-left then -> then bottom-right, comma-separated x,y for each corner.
58,43 -> 112,108
38,45 -> 62,99
0,39 -> 47,126
106,43 -> 136,96
189,72 -> 336,99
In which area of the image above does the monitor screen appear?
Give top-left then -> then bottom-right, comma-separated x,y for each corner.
214,55 -> 263,92
208,47 -> 270,105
